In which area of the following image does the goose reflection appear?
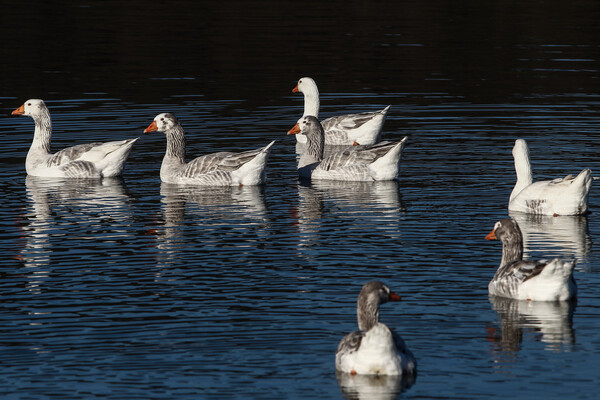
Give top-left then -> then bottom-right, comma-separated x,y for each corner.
509,211 -> 591,263
20,176 -> 132,293
336,371 -> 415,400
156,183 -> 268,268
487,295 -> 575,356
295,180 -> 404,249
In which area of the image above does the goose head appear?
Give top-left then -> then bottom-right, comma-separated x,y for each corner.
357,281 -> 401,331
485,218 -> 522,244
287,115 -> 323,138
144,113 -> 179,134
292,77 -> 317,94
11,99 -> 48,118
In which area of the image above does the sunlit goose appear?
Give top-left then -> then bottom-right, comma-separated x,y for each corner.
293,77 -> 390,145
336,281 -> 417,376
485,218 -> 577,301
287,116 -> 406,181
12,99 -> 138,178
144,113 -> 274,186
509,139 -> 591,216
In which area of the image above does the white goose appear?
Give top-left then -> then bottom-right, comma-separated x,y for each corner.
336,281 -> 417,376
485,218 -> 577,301
509,139 -> 591,216
12,99 -> 138,178
144,113 -> 274,186
293,77 -> 390,145
287,116 -> 406,181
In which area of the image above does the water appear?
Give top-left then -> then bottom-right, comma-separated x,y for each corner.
1,1 -> 600,399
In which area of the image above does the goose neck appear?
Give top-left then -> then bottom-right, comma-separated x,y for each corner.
164,125 -> 186,163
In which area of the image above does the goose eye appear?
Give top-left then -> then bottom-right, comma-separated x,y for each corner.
27,103 -> 31,106
160,118 -> 164,121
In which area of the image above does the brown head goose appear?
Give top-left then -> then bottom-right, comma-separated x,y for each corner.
293,77 -> 390,145
509,139 -> 591,216
287,116 -> 406,181
335,281 -> 417,376
144,113 -> 274,186
485,218 -> 577,301
11,99 -> 138,178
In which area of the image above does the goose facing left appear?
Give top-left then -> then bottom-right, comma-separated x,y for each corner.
144,113 -> 274,186
11,99 -> 138,178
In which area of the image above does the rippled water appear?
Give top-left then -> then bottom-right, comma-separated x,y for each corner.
2,1 -> 600,399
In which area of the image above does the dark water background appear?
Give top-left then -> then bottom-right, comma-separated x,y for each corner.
1,1 -> 600,399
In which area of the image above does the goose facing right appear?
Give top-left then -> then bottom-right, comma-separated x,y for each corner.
335,281 -> 417,376
509,139 -> 592,216
144,113 -> 274,186
287,116 -> 406,181
485,217 -> 577,301
293,77 -> 390,146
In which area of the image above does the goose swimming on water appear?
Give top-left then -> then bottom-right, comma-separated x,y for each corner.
287,116 -> 406,181
144,113 -> 274,186
485,218 -> 577,301
292,77 -> 390,146
508,139 -> 591,216
335,281 -> 417,376
11,99 -> 138,178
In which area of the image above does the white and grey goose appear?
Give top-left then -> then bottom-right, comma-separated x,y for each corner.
293,77 -> 390,145
287,116 -> 407,181
485,218 -> 577,301
509,139 -> 592,216
336,281 -> 417,376
144,113 -> 274,186
11,99 -> 138,178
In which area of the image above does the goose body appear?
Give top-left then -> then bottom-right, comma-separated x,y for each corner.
12,99 -> 138,178
509,139 -> 591,216
485,218 -> 577,301
335,281 -> 416,376
288,116 -> 406,181
144,113 -> 274,186
293,77 -> 390,145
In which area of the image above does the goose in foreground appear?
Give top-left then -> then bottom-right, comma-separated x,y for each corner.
12,99 -> 138,178
144,113 -> 274,186
485,218 -> 577,301
292,77 -> 390,145
287,116 -> 406,181
335,281 -> 417,376
509,139 -> 591,216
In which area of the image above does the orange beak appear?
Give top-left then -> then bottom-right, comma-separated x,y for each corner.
11,104 -> 25,115
292,84 -> 299,93
389,292 -> 402,302
485,229 -> 497,240
144,120 -> 158,133
287,123 -> 301,135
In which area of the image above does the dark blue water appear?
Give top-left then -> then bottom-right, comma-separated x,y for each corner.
1,1 -> 600,399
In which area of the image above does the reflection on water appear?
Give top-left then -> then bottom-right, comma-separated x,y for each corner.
20,176 -> 132,293
336,371 -> 415,400
509,212 -> 591,263
487,296 -> 576,360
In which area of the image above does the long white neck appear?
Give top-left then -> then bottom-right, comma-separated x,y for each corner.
301,82 -> 320,119
510,139 -> 533,202
30,108 -> 53,154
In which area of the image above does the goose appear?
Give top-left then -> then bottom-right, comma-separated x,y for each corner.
485,218 -> 577,301
11,99 -> 138,178
292,77 -> 390,145
335,281 -> 417,376
144,113 -> 274,186
287,116 -> 406,181
509,139 -> 591,216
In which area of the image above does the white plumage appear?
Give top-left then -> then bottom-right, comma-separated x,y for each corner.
509,139 -> 592,216
485,218 -> 577,301
144,113 -> 274,186
288,116 -> 406,181
12,99 -> 138,178
292,77 -> 390,145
